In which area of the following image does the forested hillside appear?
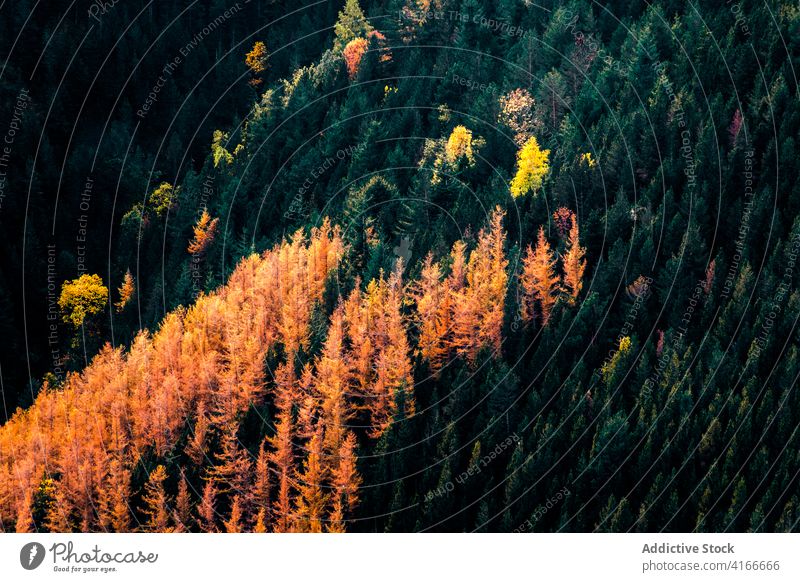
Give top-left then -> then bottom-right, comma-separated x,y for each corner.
1,0 -> 799,532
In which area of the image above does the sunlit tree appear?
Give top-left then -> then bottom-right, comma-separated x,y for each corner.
114,270 -> 135,312
245,41 -> 269,87
510,136 -> 550,198
141,465 -> 170,532
294,428 -> 328,533
520,227 -> 559,324
343,38 -> 368,80
187,210 -> 219,256
334,0 -> 373,51
58,274 -> 108,327
561,220 -> 586,303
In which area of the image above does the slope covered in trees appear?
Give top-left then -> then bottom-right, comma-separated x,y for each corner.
0,208 -> 581,531
1,0 -> 799,532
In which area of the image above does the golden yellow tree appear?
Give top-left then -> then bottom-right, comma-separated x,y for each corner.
510,136 -> 550,197
245,41 -> 269,86
211,130 -> 234,167
445,125 -> 476,165
58,274 -> 108,327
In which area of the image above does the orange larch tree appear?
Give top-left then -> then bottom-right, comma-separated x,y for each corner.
197,480 -> 217,533
373,264 -> 415,429
141,465 -> 171,532
98,457 -> 131,532
252,438 -> 271,523
411,255 -> 447,370
313,305 -> 353,455
293,428 -> 328,533
173,469 -> 192,532
480,207 -> 508,354
451,208 -> 508,362
344,264 -> 414,436
520,227 -> 560,325
561,220 -> 586,303
115,270 -> 135,312
343,37 -> 369,80
268,363 -> 297,533
224,495 -> 244,533
207,420 -> 252,499
186,401 -> 211,466
327,431 -> 362,532
0,221 -> 345,533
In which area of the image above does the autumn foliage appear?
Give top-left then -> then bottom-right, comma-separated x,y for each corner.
0,221 -> 344,532
114,270 -> 135,312
343,38 -> 369,80
498,88 -> 535,146
444,125 -> 476,166
510,136 -> 550,198
187,210 -> 219,255
552,206 -> 575,239
0,211 -> 586,532
520,227 -> 559,325
561,221 -> 586,303
59,273 -> 108,327
245,41 -> 269,87
411,207 -> 508,370
519,217 -> 587,324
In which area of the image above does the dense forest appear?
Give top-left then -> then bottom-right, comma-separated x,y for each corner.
1,0 -> 799,532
